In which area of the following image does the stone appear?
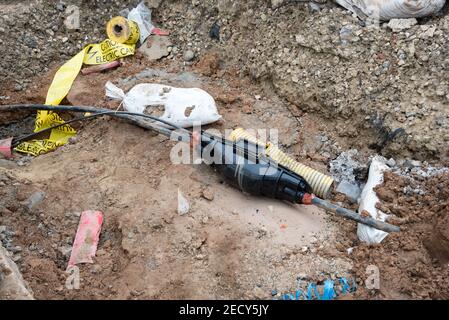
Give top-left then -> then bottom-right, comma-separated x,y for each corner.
420,25 -> 436,39
140,36 -> 172,60
25,191 -> 45,210
339,25 -> 354,45
336,180 -> 362,203
387,18 -> 418,33
271,0 -> 286,8
386,158 -> 396,168
183,50 -> 195,62
209,22 -> 220,41
404,159 -> 422,168
308,2 -> 321,12
242,104 -> 253,114
202,187 -> 215,201
58,245 -> 72,258
144,0 -> 162,9
56,1 -> 65,11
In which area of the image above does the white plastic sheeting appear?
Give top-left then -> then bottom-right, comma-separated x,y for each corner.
357,156 -> 391,244
105,81 -> 222,128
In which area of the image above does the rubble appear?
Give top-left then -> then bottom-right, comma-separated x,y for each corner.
140,35 -> 172,60
387,18 -> 418,32
336,180 -> 361,203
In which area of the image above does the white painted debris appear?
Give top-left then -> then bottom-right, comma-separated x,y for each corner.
177,189 -> 190,215
357,156 -> 391,244
336,0 -> 446,21
105,82 -> 222,128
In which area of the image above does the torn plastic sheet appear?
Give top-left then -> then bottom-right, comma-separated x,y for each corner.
122,1 -> 155,44
67,210 -> 103,269
105,81 -> 222,128
357,156 -> 391,244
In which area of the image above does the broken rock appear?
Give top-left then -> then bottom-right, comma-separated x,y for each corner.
387,18 -> 418,32
25,191 -> 45,210
183,50 -> 195,62
202,187 -> 215,201
140,35 -> 172,60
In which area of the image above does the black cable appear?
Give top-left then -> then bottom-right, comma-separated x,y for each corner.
0,104 -> 187,132
2,103 -> 263,160
12,111 -> 124,147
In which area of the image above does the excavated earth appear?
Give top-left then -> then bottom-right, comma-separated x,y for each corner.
0,0 -> 448,300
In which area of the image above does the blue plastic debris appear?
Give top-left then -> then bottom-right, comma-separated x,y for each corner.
279,277 -> 357,300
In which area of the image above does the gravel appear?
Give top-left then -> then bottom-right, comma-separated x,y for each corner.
1,0 -> 448,162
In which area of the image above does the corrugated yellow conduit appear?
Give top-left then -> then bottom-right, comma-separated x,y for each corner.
229,128 -> 334,199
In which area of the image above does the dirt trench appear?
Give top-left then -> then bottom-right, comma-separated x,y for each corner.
1,0 -> 449,300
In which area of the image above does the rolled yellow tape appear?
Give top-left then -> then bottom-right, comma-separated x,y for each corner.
106,16 -> 140,44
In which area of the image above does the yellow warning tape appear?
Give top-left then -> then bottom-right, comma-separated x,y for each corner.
15,18 -> 140,156
107,16 -> 140,44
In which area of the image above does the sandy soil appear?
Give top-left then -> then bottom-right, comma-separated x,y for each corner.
0,53 -> 353,299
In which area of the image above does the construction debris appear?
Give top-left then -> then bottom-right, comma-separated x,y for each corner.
0,243 -> 34,300
67,211 -> 104,268
140,35 -> 172,60
357,157 -> 391,244
105,82 -> 222,128
387,18 -> 418,32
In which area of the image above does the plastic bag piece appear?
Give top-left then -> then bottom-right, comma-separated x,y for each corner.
178,189 -> 190,215
105,81 -> 222,128
306,280 -> 335,300
357,156 -> 391,244
128,1 -> 155,44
